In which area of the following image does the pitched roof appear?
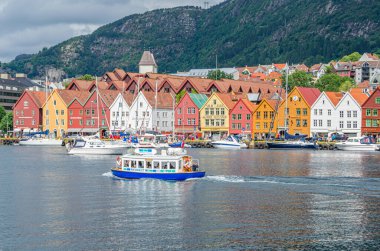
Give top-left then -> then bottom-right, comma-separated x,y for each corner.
56,90 -> 86,106
240,98 -> 256,112
215,93 -> 246,109
273,63 -> 287,70
349,88 -> 370,106
67,80 -> 94,91
325,91 -> 343,106
188,93 -> 208,109
97,90 -> 120,107
139,51 -> 157,67
358,80 -> 370,88
297,87 -> 321,106
294,64 -> 309,72
104,72 -> 119,81
27,91 -> 49,108
310,63 -> 322,71
113,68 -> 127,80
121,92 -> 135,106
141,91 -> 173,109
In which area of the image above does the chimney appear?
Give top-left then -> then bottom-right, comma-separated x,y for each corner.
0,73 -> 10,79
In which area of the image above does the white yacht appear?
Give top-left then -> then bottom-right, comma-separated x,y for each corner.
19,137 -> 63,146
211,135 -> 248,149
335,136 -> 378,151
66,137 -> 129,155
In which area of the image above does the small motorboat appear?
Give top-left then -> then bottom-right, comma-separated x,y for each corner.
168,141 -> 192,148
66,137 -> 129,155
267,140 -> 318,149
335,136 -> 378,151
19,137 -> 63,146
211,135 -> 247,149
111,148 -> 205,181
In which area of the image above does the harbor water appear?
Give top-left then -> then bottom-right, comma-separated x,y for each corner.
0,146 -> 380,250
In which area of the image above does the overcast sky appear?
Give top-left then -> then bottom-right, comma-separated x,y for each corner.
0,0 -> 221,62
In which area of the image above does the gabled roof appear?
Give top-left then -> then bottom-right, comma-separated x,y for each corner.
325,91 -> 344,106
68,91 -> 91,107
56,90 -> 85,106
358,80 -> 370,88
28,91 -> 49,108
215,93 -> 246,109
310,63 -> 322,71
107,80 -> 127,91
122,92 -> 135,106
273,63 -> 287,70
113,68 -> 127,80
140,91 -> 173,109
240,98 -> 256,113
139,51 -> 157,67
104,72 -> 119,81
349,88 -> 370,106
296,87 -> 321,107
66,79 -> 94,91
158,78 -> 183,93
97,90 -> 120,107
188,93 -> 208,109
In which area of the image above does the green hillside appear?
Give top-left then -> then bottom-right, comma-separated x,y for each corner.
4,0 -> 380,77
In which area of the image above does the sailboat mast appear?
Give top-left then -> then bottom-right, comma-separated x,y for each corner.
284,64 -> 289,132
155,79 -> 158,132
136,77 -> 141,132
96,76 -> 100,131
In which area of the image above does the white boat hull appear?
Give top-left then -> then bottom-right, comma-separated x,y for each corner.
19,139 -> 63,146
211,142 -> 247,149
68,146 -> 128,155
336,143 -> 378,151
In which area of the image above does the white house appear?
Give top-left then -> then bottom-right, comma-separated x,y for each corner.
138,51 -> 158,74
129,91 -> 175,133
311,91 -> 343,137
109,92 -> 135,132
334,89 -> 369,137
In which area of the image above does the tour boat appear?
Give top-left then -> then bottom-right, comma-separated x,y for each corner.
111,148 -> 205,181
267,140 -> 318,149
66,137 -> 130,155
211,135 -> 247,149
335,136 -> 378,151
19,137 -> 63,146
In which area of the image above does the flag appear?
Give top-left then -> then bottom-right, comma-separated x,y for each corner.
181,141 -> 185,148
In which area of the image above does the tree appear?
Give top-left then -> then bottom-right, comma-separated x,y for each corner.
78,74 -> 95,81
0,106 -> 5,121
281,70 -> 313,91
0,112 -> 13,132
175,89 -> 197,103
316,74 -> 354,92
340,52 -> 361,62
207,69 -> 233,80
339,79 -> 355,92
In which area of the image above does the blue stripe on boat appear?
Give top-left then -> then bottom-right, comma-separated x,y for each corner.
111,169 -> 206,181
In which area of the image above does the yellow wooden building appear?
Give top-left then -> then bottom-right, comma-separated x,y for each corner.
252,98 -> 279,139
277,87 -> 321,136
199,93 -> 240,139
42,90 -> 77,138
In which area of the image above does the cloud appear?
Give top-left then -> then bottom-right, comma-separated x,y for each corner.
0,0 -> 222,62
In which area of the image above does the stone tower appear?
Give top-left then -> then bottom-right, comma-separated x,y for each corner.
138,51 -> 158,74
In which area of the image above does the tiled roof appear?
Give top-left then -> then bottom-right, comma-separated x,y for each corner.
98,90 -> 120,107
349,88 -> 370,106
108,80 -> 127,91
67,80 -> 94,91
105,72 -> 119,81
141,91 -> 174,109
27,91 -> 49,108
188,93 -> 208,109
294,64 -> 309,72
114,68 -> 127,80
273,64 -> 287,70
267,72 -> 282,79
310,63 -> 322,71
240,98 -> 256,113
56,90 -> 85,106
121,92 -> 135,106
216,93 -> 246,109
159,78 -> 183,92
357,80 -> 370,88
325,91 -> 343,106
297,87 -> 321,106
355,61 -> 380,68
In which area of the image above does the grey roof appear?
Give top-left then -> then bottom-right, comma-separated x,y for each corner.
247,93 -> 261,102
0,77 -> 39,90
139,51 -> 157,67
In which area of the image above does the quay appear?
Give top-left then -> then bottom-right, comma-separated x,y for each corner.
0,138 -> 19,145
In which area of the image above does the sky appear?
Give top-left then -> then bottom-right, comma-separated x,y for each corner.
0,0 -> 221,63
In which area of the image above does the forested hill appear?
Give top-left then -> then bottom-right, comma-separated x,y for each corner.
4,0 -> 380,78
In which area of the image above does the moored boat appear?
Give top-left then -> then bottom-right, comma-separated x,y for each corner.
211,135 -> 247,149
19,137 -> 63,146
266,140 -> 318,149
335,136 -> 378,151
111,148 -> 205,181
66,137 -> 129,155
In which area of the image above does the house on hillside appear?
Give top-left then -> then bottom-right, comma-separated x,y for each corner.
361,87 -> 380,137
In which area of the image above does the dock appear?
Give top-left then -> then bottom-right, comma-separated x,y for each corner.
0,138 -> 19,145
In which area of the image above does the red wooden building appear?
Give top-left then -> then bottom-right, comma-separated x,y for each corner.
361,87 -> 380,137
229,98 -> 255,136
13,91 -> 47,134
175,92 -> 208,137
67,91 -> 90,135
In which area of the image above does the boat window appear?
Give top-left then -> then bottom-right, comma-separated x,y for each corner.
162,161 -> 168,169
131,160 -> 136,168
138,161 -> 144,169
146,161 -> 152,169
169,161 -> 176,170
153,161 -> 160,169
123,160 -> 130,168
354,139 -> 359,142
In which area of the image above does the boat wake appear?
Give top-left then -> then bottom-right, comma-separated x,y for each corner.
102,172 -> 114,177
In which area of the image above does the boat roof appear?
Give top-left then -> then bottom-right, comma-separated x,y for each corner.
121,154 -> 187,160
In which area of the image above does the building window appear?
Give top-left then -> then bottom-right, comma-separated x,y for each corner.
347,121 -> 351,128
256,122 -> 260,129
296,119 -> 301,127
263,112 -> 268,119
296,108 -> 301,115
246,123 -> 250,129
238,114 -> 242,120
205,119 -> 209,126
213,100 -> 216,105
24,101 -> 29,107
232,123 -> 236,129
220,108 -> 225,115
340,111 -> 344,118
102,119 -> 105,126
313,120 -> 317,127
215,108 -> 220,115
178,108 -> 182,114
69,120 -> 73,125
61,119 -> 64,126
303,120 -> 308,127
232,114 -> 236,120
373,120 -> 378,127
31,110 -> 35,116
373,109 -> 378,116
205,108 -> 209,115
328,109 -> 331,116
210,109 -> 214,115
353,121 -> 357,128
319,109 -> 322,115
70,110 -> 73,116
56,110 -> 58,116
16,120 -> 19,125
221,119 -> 225,126
366,109 -> 371,116
256,111 -> 261,119
314,109 -> 317,115
210,119 -> 215,126
246,114 -> 251,120
303,108 -> 307,116
56,119 -> 59,126
53,100 -> 56,105
79,120 -> 83,125
21,119 -> 24,125
46,119 -> 49,126
32,120 -> 35,125
327,120 -> 331,127
237,123 -> 241,129
46,110 -> 49,116
339,121 -> 344,128
318,120 -> 322,127
366,119 -> 371,127
270,111 -> 274,119
375,97 -> 380,104
353,111 -> 357,117
347,111 -> 351,117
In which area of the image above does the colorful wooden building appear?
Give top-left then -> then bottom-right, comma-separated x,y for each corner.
277,87 -> 321,136
252,98 -> 279,139
361,87 -> 380,137
66,91 -> 91,135
229,98 -> 255,136
175,93 -> 208,136
13,91 -> 47,134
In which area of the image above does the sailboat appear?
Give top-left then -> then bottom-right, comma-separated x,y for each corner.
19,77 -> 63,146
266,65 -> 317,150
